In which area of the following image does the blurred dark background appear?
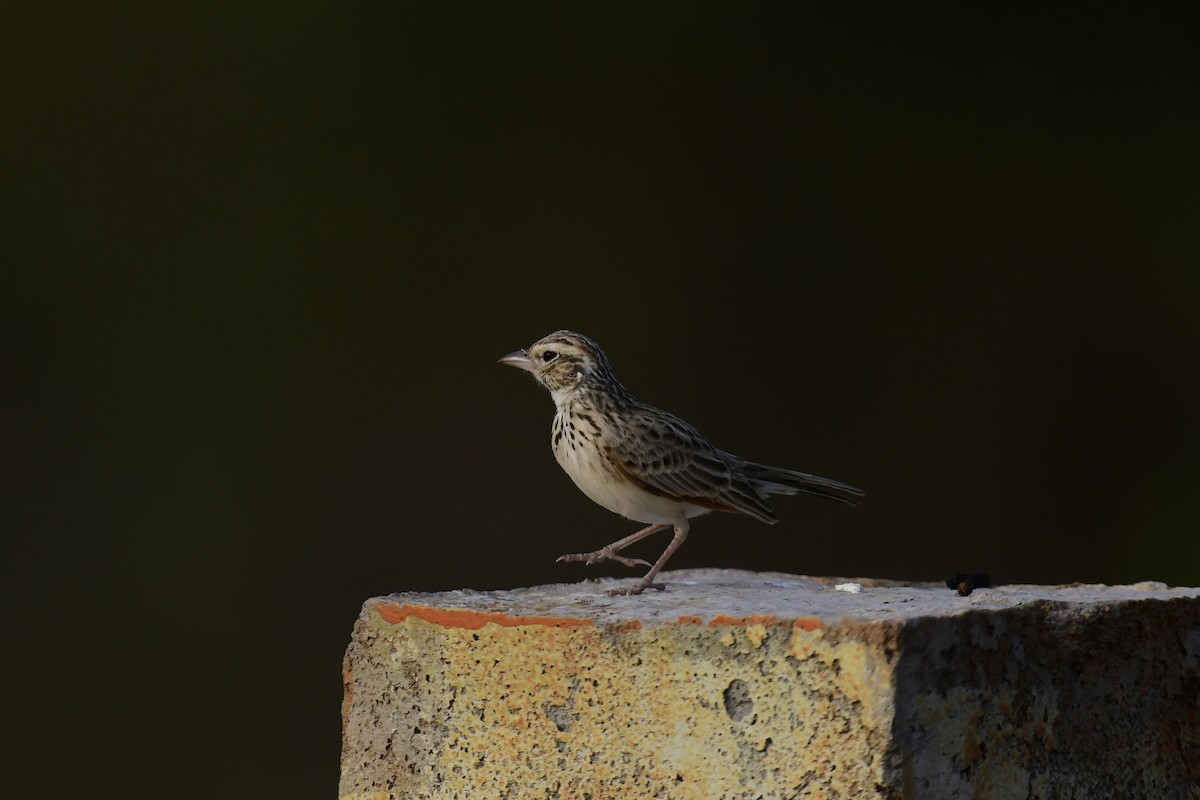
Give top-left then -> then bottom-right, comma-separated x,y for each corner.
3,4 -> 1198,798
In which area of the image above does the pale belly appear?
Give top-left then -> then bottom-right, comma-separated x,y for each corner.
553,435 -> 709,525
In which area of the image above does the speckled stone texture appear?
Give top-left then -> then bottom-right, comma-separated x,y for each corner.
339,569 -> 1200,800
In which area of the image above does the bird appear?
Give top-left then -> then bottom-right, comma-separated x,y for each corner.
499,330 -> 864,596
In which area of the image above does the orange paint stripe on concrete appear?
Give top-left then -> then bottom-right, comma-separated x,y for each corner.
708,614 -> 785,627
794,616 -> 824,631
676,615 -> 703,625
376,602 -> 594,630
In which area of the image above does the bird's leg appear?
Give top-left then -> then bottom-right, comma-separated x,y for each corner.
606,519 -> 689,597
556,523 -> 670,568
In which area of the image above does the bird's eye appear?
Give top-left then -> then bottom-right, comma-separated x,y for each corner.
542,351 -> 559,363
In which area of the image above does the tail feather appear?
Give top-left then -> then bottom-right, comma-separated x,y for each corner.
725,453 -> 865,506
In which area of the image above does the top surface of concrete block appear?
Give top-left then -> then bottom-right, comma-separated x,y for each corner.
375,567 -> 1198,625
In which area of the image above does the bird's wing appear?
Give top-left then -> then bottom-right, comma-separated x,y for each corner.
604,407 -> 777,523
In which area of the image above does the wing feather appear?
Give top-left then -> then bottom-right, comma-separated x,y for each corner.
604,406 -> 777,523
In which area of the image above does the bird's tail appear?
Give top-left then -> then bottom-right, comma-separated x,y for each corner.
728,454 -> 865,506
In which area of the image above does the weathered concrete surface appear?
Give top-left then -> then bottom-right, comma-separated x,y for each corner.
339,569 -> 1200,800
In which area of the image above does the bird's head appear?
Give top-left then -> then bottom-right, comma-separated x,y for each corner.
499,330 -> 616,403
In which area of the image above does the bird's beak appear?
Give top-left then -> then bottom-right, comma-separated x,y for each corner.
498,349 -> 535,372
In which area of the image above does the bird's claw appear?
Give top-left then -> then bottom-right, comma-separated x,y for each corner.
556,546 -> 649,568
605,581 -> 666,597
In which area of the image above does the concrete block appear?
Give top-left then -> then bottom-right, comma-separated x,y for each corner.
339,569 -> 1200,799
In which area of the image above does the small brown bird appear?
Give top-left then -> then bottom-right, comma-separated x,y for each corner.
500,331 -> 863,596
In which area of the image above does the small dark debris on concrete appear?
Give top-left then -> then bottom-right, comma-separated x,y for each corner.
946,572 -> 991,596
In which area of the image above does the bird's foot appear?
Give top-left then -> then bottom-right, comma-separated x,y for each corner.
605,579 -> 666,597
556,545 -> 651,569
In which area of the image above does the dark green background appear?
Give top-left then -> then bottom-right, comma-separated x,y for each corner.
4,5 -> 1198,798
